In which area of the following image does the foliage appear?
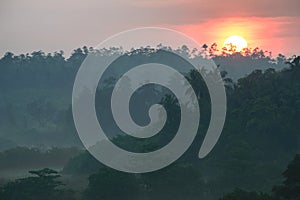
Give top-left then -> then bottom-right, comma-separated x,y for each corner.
84,167 -> 139,200
0,47 -> 299,199
219,189 -> 273,200
273,154 -> 300,200
140,163 -> 205,200
0,168 -> 74,200
84,163 -> 204,200
62,150 -> 102,175
220,153 -> 300,200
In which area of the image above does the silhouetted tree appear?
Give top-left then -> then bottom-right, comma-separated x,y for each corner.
273,154 -> 300,200
219,189 -> 273,200
84,167 -> 139,200
0,168 -> 74,200
141,163 -> 205,200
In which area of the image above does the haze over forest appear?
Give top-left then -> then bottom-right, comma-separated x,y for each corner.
0,45 -> 299,200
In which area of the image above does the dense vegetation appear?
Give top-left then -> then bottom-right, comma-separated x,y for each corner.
0,45 -> 289,148
0,45 -> 299,200
1,154 -> 299,200
0,168 -> 75,200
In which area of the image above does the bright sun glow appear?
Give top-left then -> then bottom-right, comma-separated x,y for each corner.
224,35 -> 248,51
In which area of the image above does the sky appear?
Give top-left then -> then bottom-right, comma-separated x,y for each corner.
1,0 -> 299,57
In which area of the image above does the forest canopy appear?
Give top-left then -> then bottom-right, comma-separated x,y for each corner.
0,46 -> 299,200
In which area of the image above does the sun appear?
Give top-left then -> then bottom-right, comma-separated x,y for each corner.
224,35 -> 248,52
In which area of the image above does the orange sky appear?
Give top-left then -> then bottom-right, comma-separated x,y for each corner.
0,0 -> 299,57
170,16 -> 299,56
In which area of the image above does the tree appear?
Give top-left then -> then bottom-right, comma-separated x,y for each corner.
84,167 -> 140,200
287,56 -> 300,70
273,154 -> 300,200
141,163 -> 205,200
0,168 -> 74,200
219,189 -> 273,200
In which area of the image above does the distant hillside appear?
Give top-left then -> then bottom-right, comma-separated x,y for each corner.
0,46 -> 293,148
